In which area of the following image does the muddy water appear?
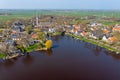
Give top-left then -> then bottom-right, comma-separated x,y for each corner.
0,36 -> 120,80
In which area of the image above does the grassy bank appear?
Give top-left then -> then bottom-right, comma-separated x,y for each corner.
66,33 -> 120,54
24,43 -> 41,52
0,54 -> 7,59
0,43 -> 42,59
24,42 -> 46,52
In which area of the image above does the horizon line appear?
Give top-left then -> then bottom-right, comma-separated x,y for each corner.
0,8 -> 120,10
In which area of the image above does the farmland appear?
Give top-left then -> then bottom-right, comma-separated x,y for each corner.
1,9 -> 120,22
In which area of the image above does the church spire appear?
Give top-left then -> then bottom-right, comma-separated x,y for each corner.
36,11 -> 38,26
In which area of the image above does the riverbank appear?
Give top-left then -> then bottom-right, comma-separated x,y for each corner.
0,43 -> 41,59
66,33 -> 120,54
0,54 -> 7,59
0,39 -> 53,59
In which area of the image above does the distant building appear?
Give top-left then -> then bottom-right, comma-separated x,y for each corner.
12,21 -> 25,33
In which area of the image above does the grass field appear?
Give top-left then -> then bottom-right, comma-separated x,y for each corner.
1,9 -> 120,23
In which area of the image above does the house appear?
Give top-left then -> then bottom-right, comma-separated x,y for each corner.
65,26 -> 73,33
89,33 -> 98,39
6,40 -> 16,46
35,22 -> 51,29
74,29 -> 78,35
73,25 -> 79,30
11,33 -> 21,41
80,31 -> 87,36
48,28 -> 56,33
112,26 -> 120,32
113,27 -> 120,32
89,22 -> 102,27
102,35 -> 108,42
112,24 -> 120,32
12,21 -> 25,33
0,33 -> 4,38
108,36 -> 118,43
103,29 -> 110,34
31,33 -> 38,39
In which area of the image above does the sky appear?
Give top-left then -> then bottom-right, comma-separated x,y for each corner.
0,0 -> 120,10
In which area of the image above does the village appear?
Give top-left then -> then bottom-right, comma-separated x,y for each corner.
65,21 -> 120,53
0,14 -> 120,59
2,0 -> 120,79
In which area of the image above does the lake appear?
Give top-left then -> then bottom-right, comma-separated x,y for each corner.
0,36 -> 120,80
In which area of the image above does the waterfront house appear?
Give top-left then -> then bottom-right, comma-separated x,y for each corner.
71,29 -> 78,35
80,31 -> 87,37
102,35 -> 108,42
65,25 -> 73,33
12,26 -> 20,34
89,33 -> 98,39
108,36 -> 118,43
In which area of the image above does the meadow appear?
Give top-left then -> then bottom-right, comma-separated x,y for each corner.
1,9 -> 120,25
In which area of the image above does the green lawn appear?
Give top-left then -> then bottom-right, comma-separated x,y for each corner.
0,53 -> 7,59
24,43 -> 40,52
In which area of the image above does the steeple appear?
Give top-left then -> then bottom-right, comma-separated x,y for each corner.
36,11 -> 39,26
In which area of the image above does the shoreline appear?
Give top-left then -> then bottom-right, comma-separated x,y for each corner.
1,32 -> 120,60
66,33 -> 120,54
0,43 -> 45,59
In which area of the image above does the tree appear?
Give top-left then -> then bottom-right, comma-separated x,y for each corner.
45,40 -> 53,49
5,20 -> 13,28
36,31 -> 46,41
0,43 -> 16,55
25,25 -> 32,34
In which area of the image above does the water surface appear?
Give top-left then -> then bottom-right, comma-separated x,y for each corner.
0,36 -> 120,80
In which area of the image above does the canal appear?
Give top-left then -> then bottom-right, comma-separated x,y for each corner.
0,36 -> 120,80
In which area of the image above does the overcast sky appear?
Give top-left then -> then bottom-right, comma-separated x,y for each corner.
0,0 -> 120,9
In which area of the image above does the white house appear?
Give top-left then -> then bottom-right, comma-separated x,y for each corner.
102,36 -> 108,42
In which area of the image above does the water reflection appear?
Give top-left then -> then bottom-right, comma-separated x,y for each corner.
52,35 -> 64,42
84,43 -> 102,56
45,49 -> 53,56
83,39 -> 120,60
2,59 -> 17,68
22,54 -> 34,65
54,35 -> 60,41
105,50 -> 120,60
39,49 -> 53,56
52,45 -> 59,49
